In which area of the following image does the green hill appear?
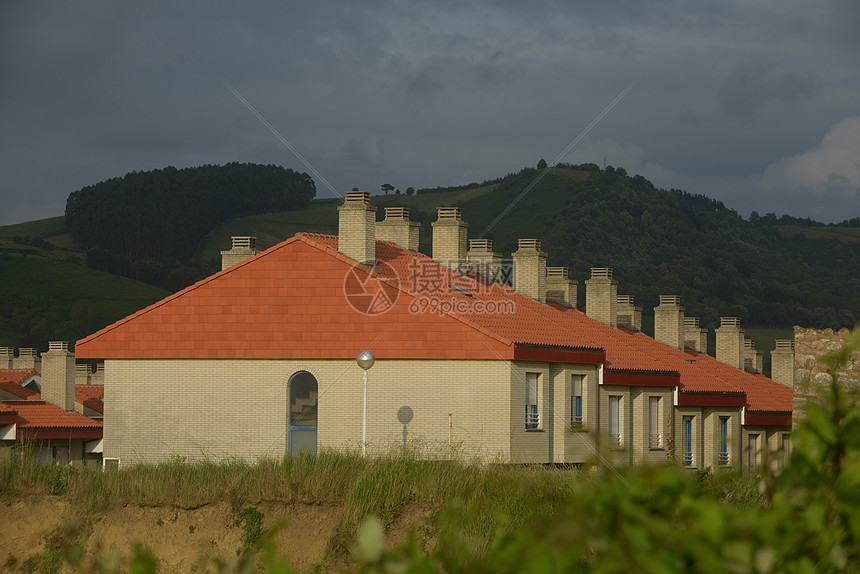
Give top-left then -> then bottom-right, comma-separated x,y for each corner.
0,225 -> 169,348
1,163 -> 857,352
202,166 -> 859,332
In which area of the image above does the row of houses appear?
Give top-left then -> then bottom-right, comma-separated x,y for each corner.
0,343 -> 103,466
52,192 -> 795,472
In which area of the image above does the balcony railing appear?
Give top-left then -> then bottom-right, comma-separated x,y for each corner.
525,411 -> 540,429
649,433 -> 661,450
718,450 -> 729,465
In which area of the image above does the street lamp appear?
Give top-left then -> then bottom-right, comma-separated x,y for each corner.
357,350 -> 375,457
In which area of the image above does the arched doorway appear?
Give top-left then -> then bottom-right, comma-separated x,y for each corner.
288,371 -> 318,455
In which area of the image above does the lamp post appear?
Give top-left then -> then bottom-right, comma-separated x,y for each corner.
357,350 -> 375,457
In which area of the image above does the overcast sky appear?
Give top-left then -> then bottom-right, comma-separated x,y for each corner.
2,1 -> 858,227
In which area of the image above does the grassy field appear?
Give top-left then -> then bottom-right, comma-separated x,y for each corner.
775,224 -> 860,242
0,448 -> 765,573
0,243 -> 168,348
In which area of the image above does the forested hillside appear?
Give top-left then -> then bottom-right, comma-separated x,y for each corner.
451,164 -> 859,329
65,163 -> 316,260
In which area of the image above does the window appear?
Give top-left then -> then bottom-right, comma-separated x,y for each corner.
525,372 -> 539,429
648,396 -> 661,449
571,375 -> 583,426
781,434 -> 791,470
683,416 -> 693,466
718,416 -> 730,465
608,395 -> 621,446
748,433 -> 759,471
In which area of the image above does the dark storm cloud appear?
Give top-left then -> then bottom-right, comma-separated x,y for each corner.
1,0 -> 858,226
719,64 -> 814,119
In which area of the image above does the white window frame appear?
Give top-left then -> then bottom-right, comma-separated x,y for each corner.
608,395 -> 621,446
525,372 -> 540,430
648,396 -> 661,449
571,375 -> 584,427
781,433 -> 791,470
718,416 -> 730,466
683,416 -> 694,466
747,433 -> 759,471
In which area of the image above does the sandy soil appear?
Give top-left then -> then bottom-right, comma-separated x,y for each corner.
0,496 -> 436,573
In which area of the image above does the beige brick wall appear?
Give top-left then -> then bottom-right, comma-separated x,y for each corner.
674,407 -> 704,469
431,218 -> 468,268
337,200 -> 377,264
585,269 -> 617,327
12,348 -> 40,371
104,358 -> 514,465
741,425 -> 792,474
42,342 -> 75,411
512,241 -> 547,304
548,365 -> 599,463
702,408 -> 741,469
377,220 -> 420,252
629,388 -> 674,466
684,318 -> 708,353
770,340 -> 794,388
716,318 -> 745,370
654,296 -> 685,350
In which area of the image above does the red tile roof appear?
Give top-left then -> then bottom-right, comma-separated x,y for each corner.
0,369 -> 41,400
0,401 -> 103,429
75,232 -> 791,421
1,400 -> 103,440
75,384 -> 104,415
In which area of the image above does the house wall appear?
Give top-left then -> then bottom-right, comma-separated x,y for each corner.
548,365 -> 599,464
103,358 -> 514,465
741,425 -> 792,474
630,387 -> 674,466
702,408 -> 742,470
674,406 -> 744,471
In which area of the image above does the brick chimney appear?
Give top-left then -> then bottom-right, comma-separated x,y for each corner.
512,239 -> 547,303
377,207 -> 419,251
75,363 -> 91,385
13,348 -> 40,371
0,347 -> 12,369
770,339 -> 795,388
546,267 -> 578,309
616,295 -> 641,330
432,207 -> 468,269
744,339 -> 763,373
654,295 -> 685,350
585,268 -> 617,327
221,236 -> 259,270
684,317 -> 708,353
337,191 -> 377,264
42,341 -> 75,411
467,239 -> 503,282
716,317 -> 745,370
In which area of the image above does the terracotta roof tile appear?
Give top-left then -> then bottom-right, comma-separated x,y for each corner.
0,369 -> 41,400
0,401 -> 103,429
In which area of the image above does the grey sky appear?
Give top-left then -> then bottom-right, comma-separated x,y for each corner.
1,0 -> 858,226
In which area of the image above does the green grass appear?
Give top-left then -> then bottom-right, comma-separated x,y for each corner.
813,226 -> 860,237
0,216 -> 68,240
776,225 -> 860,243
0,448 -> 772,572
0,247 -> 168,347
